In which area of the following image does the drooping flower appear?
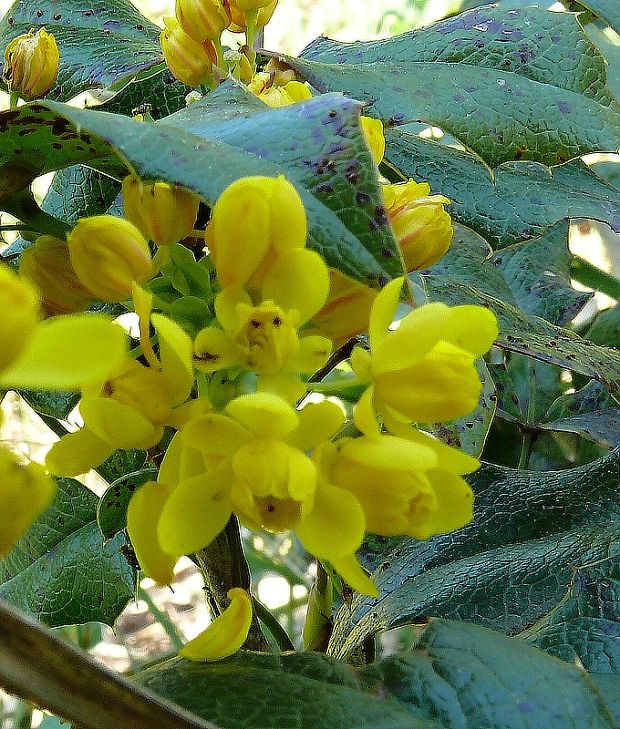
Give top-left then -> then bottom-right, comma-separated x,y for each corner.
129,392 -> 376,595
179,588 -> 253,661
351,277 -> 498,432
3,27 -> 59,99
160,16 -> 218,87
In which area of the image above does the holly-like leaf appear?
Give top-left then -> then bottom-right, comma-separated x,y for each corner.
0,0 -> 161,102
97,468 -> 158,539
521,556 -> 620,674
42,165 -> 121,224
328,449 -> 620,658
0,478 -> 135,627
577,0 -> 620,33
384,130 -> 620,247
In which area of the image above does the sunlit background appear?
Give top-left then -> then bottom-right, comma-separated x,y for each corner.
0,2 -> 618,721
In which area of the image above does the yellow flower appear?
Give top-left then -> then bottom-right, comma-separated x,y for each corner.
19,235 -> 92,315
310,269 -> 377,347
160,16 -> 217,87
67,215 -> 153,303
248,72 -> 312,108
138,393 -> 375,595
328,429 -> 478,539
0,449 -> 56,557
176,0 -> 230,42
3,27 -> 59,99
360,116 -> 385,166
179,588 -> 253,661
351,277 -> 498,431
383,180 -> 453,271
122,175 -> 200,246
206,175 -> 307,289
46,313 -> 194,477
0,264 -> 41,372
194,248 -> 331,401
227,0 -> 277,33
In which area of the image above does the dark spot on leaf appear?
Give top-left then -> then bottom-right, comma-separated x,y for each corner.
556,101 -> 571,115
315,182 -> 334,194
53,12 -> 61,20
356,191 -> 371,205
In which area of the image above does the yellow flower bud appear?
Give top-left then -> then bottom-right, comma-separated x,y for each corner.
176,0 -> 231,42
122,175 -> 200,246
3,27 -> 59,99
179,588 -> 253,661
160,16 -> 217,87
206,175 -> 307,288
233,0 -> 273,10
67,215 -> 153,303
383,180 -> 453,271
0,448 -> 56,557
0,265 -> 40,372
19,235 -> 91,314
227,0 -> 277,32
360,116 -> 385,166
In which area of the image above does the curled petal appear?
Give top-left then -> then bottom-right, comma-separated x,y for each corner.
80,397 -> 158,450
225,392 -> 298,439
353,386 -> 380,438
444,305 -> 499,357
214,286 -> 251,335
289,400 -> 345,452
127,480 -> 178,585
46,427 -> 114,477
330,554 -> 378,598
368,277 -> 403,351
179,588 -> 253,662
152,313 -> 194,405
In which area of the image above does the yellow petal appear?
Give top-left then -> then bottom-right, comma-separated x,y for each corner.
353,386 -> 380,438
193,326 -> 239,372
257,372 -> 306,403
127,480 -> 178,585
158,470 -> 232,556
330,553 -> 378,597
0,315 -> 127,390
46,427 -> 114,477
444,305 -> 499,357
225,392 -> 298,438
341,434 -> 437,471
296,479 -> 365,561
261,248 -> 330,324
181,414 -> 250,455
179,588 -> 252,662
360,116 -> 385,166
286,335 -> 332,375
152,313 -> 194,405
289,400 -> 345,452
402,429 -> 480,475
80,396 -> 157,449
0,450 -> 56,557
214,286 -> 251,335
368,277 -> 403,351
407,470 -> 474,540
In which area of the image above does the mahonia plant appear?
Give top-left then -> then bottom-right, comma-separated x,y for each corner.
0,0 -> 619,724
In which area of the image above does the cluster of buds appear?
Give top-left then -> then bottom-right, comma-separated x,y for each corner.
161,0 -> 280,88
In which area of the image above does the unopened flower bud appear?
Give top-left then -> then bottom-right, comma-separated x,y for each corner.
0,265 -> 40,372
160,16 -> 217,87
122,175 -> 200,246
383,180 -> 453,271
176,0 -> 231,42
3,27 -> 59,99
67,215 -> 153,302
0,448 -> 56,557
19,235 -> 91,314
206,175 -> 307,288
227,0 -> 277,32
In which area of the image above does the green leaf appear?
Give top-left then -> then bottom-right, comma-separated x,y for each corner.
19,389 -> 79,419
587,303 -> 620,348
284,56 -> 620,167
577,0 -> 620,33
361,619 -> 618,729
328,449 -> 620,658
422,275 -> 620,390
97,467 -> 158,539
585,23 -> 620,102
0,96 -> 399,285
42,165 -> 121,224
384,130 -> 620,247
521,556 -> 620,673
0,0 -> 161,101
136,652 -> 442,729
301,6 -> 614,104
0,478 -> 134,627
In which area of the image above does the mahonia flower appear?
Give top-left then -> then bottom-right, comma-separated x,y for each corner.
383,180 -> 453,271
247,71 -> 312,108
179,588 -> 253,661
19,235 -> 91,315
128,393 -> 376,596
351,277 -> 498,431
160,16 -> 217,87
67,215 -> 153,303
46,311 -> 194,477
3,27 -> 59,99
122,175 -> 200,247
175,0 -> 231,42
326,429 -> 478,540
